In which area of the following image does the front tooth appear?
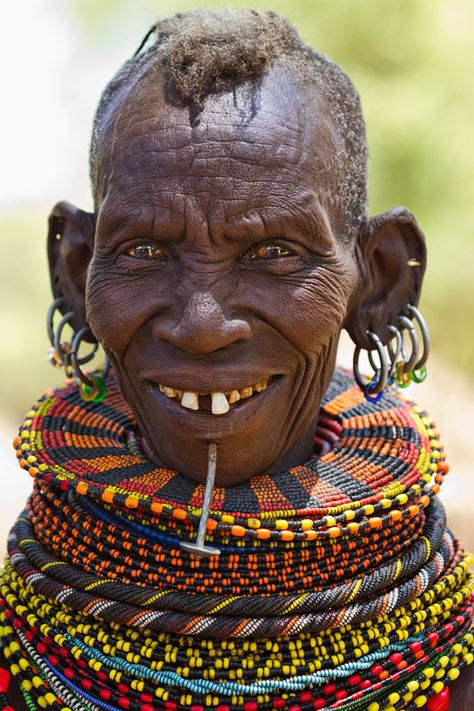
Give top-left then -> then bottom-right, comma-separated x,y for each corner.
228,390 -> 241,404
181,392 -> 199,410
239,387 -> 253,399
211,392 -> 230,415
163,386 -> 177,398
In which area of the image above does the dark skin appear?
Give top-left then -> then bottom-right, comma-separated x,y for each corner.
6,64 -> 472,708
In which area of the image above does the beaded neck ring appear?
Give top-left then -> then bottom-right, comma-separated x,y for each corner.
0,368 -> 472,711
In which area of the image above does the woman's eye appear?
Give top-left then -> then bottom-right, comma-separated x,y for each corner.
126,243 -> 166,260
249,243 -> 294,259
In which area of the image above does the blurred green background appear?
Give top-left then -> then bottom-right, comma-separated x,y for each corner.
1,0 -> 473,421
0,0 -> 473,548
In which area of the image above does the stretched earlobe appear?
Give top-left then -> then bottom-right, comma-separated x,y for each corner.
344,207 -> 426,350
47,201 -> 96,337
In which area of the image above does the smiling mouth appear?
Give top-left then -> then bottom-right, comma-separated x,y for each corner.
152,376 -> 275,415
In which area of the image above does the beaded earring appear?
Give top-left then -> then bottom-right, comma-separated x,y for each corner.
46,297 -> 109,403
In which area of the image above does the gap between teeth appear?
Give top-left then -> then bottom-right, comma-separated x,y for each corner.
158,379 -> 271,415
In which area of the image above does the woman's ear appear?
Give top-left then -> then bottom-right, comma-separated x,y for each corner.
47,201 -> 96,334
345,207 -> 426,350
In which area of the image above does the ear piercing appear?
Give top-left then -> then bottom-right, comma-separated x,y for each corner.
180,442 -> 221,558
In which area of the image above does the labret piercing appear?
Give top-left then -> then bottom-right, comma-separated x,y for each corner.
180,442 -> 221,558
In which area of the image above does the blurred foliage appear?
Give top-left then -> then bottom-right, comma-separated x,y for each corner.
1,0 -> 473,421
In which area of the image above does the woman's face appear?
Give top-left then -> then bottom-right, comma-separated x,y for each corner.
86,67 -> 361,484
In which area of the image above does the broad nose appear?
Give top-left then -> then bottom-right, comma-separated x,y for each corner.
153,291 -> 251,354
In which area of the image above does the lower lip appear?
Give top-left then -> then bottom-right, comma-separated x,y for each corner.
147,377 -> 283,439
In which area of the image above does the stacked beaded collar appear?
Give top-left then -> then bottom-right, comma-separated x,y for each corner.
0,369 -> 472,711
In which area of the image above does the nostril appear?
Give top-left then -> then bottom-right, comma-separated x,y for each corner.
153,292 -> 251,355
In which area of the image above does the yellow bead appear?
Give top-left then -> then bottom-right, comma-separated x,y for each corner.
397,493 -> 408,504
368,703 -> 379,711
432,682 -> 444,694
407,681 -> 419,692
344,509 -> 356,520
325,515 -> 337,527
301,519 -> 313,530
414,695 -> 427,707
362,504 -> 374,515
45,693 -> 57,704
448,668 -> 460,681
275,519 -> 289,530
388,692 -> 400,705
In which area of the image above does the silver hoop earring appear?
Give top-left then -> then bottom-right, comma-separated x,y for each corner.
46,299 -> 109,403
353,330 -> 389,402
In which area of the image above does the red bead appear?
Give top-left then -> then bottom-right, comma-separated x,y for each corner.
244,703 -> 258,711
217,706 -> 230,711
389,652 -> 403,664
64,668 -> 74,680
426,687 -> 450,711
289,706 -> 301,711
118,698 -> 130,710
100,689 -> 112,701
371,664 -> 383,676
443,623 -> 454,636
97,671 -> 108,681
48,655 -> 59,667
82,678 -> 92,691
60,479 -> 68,490
0,667 -> 11,693
359,680 -> 372,690
273,699 -> 286,709
299,692 -> 312,702
350,691 -> 364,701
428,632 -> 439,647
191,706 -> 203,711
141,693 -> 153,703
37,642 -> 47,655
335,690 -> 347,701
410,642 -> 422,653
312,700 -> 326,710
2,706 -> 15,711
348,674 -> 361,686
118,683 -> 129,693
3,610 -> 12,620
164,704 -> 177,711
372,682 -> 382,691
24,631 -> 34,642
323,683 -> 336,696
13,618 -> 22,630
141,705 -> 154,711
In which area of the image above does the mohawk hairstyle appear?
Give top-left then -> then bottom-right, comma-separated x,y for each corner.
90,9 -> 368,242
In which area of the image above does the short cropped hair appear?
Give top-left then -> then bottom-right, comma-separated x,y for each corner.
90,10 -> 368,242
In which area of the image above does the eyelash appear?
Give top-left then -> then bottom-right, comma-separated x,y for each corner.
124,241 -> 297,262
126,243 -> 167,261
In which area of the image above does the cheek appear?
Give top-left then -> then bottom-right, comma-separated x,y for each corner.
252,264 -> 356,358
85,259 -> 163,355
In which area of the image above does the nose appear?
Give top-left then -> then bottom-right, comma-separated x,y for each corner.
153,291 -> 252,354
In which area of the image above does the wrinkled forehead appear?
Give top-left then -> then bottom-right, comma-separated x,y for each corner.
95,63 -> 342,214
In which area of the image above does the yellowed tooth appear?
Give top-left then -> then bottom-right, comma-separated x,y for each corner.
211,392 -> 230,415
181,392 -> 199,411
163,386 -> 177,398
176,390 -> 184,399
158,384 -> 165,393
239,387 -> 253,399
228,390 -> 241,404
253,380 -> 268,392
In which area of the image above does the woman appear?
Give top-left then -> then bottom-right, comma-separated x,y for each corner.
1,10 -> 472,710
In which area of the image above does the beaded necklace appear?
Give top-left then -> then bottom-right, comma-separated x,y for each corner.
0,369 -> 472,711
